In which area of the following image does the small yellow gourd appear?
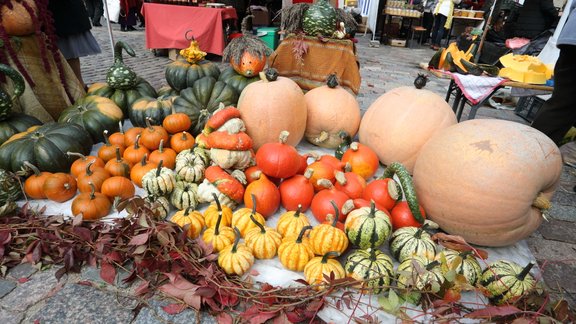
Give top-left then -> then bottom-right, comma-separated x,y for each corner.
218,227 -> 255,276
278,226 -> 314,271
204,198 -> 233,228
304,251 -> 346,288
276,204 -> 311,238
244,214 -> 282,259
309,201 -> 349,256
231,194 -> 266,237
202,193 -> 235,252
179,38 -> 207,64
171,207 -> 205,239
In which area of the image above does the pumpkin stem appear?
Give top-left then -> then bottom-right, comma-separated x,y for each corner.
278,131 -> 290,144
349,142 -> 359,151
139,154 -> 148,167
134,134 -> 142,149
181,131 -> 189,141
103,130 -> 112,146
517,262 -> 535,281
66,152 -> 88,161
303,168 -> 314,180
114,147 -> 122,162
414,223 -> 429,239
321,251 -> 340,263
118,121 -> 124,135
211,193 -> 222,235
184,206 -> 191,216
368,248 -> 378,260
85,160 -> 95,176
329,200 -> 340,227
334,171 -> 347,186
249,213 -> 266,234
88,181 -> 96,200
113,40 -> 136,63
158,139 -> 165,153
458,250 -> 474,259
155,160 -> 164,177
426,260 -> 441,271
368,200 -> 377,217
326,73 -> 339,88
335,131 -> 352,159
23,161 -> 41,176
532,193 -> 551,212
145,117 -> 154,131
296,225 -> 313,244
315,131 -> 329,144
263,68 -> 278,82
293,204 -> 302,218
316,178 -> 334,190
382,162 -> 424,224
249,193 -> 258,216
231,227 -> 242,253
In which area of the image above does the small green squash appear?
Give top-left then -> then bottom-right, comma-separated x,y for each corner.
0,64 -> 25,121
172,76 -> 239,136
58,96 -> 124,143
480,260 -> 537,305
142,160 -> 177,196
170,180 -> 199,210
389,225 -> 436,263
436,249 -> 482,286
345,248 -> 394,294
396,255 -> 444,304
302,0 -> 337,37
0,113 -> 42,145
165,59 -> 221,92
106,41 -> 138,89
129,95 -> 175,127
344,201 -> 392,249
0,123 -> 93,173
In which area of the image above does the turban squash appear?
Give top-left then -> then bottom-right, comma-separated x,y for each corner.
413,119 -> 563,247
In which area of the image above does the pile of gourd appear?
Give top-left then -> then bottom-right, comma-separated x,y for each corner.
1,36 -> 561,308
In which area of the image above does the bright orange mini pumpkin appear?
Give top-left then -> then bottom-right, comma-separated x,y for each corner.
413,119 -> 563,247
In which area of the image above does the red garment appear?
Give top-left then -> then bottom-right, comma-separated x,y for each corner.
121,0 -> 137,11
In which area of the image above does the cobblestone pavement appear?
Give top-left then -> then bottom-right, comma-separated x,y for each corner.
1,21 -> 575,323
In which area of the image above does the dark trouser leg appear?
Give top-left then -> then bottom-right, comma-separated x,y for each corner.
431,14 -> 447,47
531,45 -> 576,146
423,12 -> 434,43
85,0 -> 95,20
93,0 -> 103,24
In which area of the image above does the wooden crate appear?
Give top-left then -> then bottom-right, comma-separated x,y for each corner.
389,39 -> 406,47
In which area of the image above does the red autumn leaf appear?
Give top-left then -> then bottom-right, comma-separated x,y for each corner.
17,277 -> 30,284
73,227 -> 92,242
183,294 -> 202,310
285,310 -> 307,323
432,232 -> 489,259
217,312 -> 234,324
195,286 -> 216,298
249,269 -> 260,276
77,280 -> 93,286
465,305 -> 523,318
161,303 -> 187,315
134,280 -> 150,296
100,261 -> 116,284
128,232 -> 150,246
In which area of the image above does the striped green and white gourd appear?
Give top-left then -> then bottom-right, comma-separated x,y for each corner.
0,169 -> 22,207
302,0 -> 337,37
170,180 -> 199,210
436,249 -> 482,286
175,147 -> 210,183
396,255 -> 444,304
389,225 -> 436,263
145,195 -> 171,220
480,260 -> 537,305
106,41 -> 138,90
142,160 -> 177,196
345,248 -> 394,294
344,201 -> 392,249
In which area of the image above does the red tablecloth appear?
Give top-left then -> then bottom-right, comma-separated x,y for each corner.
142,3 -> 237,56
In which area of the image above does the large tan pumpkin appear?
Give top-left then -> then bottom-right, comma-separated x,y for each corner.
1,0 -> 37,36
413,119 -> 563,247
237,69 -> 307,150
304,74 -> 361,148
358,86 -> 457,173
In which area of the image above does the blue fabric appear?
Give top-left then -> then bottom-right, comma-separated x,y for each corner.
558,1 -> 576,46
57,31 -> 102,59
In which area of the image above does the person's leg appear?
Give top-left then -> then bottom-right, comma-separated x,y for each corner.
423,12 -> 434,44
85,0 -> 95,21
431,14 -> 441,47
93,0 -> 104,26
531,46 -> 576,146
433,15 -> 447,47
66,57 -> 85,89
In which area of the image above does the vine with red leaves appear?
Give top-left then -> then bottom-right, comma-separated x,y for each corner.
0,198 -> 574,323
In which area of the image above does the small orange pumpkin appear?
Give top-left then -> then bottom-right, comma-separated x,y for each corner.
170,131 -> 195,153
105,147 -> 133,178
43,173 -> 77,203
123,134 -> 150,165
140,117 -> 169,151
162,109 -> 192,134
22,161 -> 51,200
101,176 -> 135,201
71,182 -> 111,221
130,154 -> 157,188
67,152 -> 105,178
149,139 -> 177,170
98,130 -> 125,163
76,161 -> 111,193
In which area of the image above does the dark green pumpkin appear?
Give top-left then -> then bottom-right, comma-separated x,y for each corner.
129,95 -> 175,127
87,77 -> 157,116
106,41 -> 138,89
157,85 -> 180,98
0,64 -> 25,121
345,249 -> 394,294
58,95 -> 124,143
165,59 -> 221,91
302,0 -> 337,37
218,66 -> 259,94
0,113 -> 42,146
172,76 -> 239,136
480,260 -> 537,305
0,123 -> 93,173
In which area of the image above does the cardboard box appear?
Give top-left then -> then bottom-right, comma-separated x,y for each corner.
169,49 -> 181,61
252,9 -> 270,26
389,39 -> 406,47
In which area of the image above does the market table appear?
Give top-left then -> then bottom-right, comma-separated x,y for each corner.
269,34 -> 361,95
378,11 -> 423,46
141,3 -> 237,56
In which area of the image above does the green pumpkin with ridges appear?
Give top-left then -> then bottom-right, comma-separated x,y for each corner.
389,225 -> 436,263
87,77 -> 157,116
58,95 -> 124,143
480,260 -> 537,305
0,113 -> 42,145
106,41 -> 138,89
0,64 -> 25,121
0,123 -> 93,173
345,248 -> 394,294
344,201 -> 392,249
172,76 -> 239,136
302,0 -> 337,37
218,66 -> 259,95
129,95 -> 175,127
165,59 -> 221,92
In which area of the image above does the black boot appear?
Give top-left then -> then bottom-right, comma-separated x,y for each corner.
121,25 -> 126,32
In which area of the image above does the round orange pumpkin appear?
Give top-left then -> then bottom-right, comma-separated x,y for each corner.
231,51 -> 267,78
412,119 -> 563,247
303,74 -> 361,148
1,0 -> 37,36
237,68 -> 307,150
358,86 -> 457,173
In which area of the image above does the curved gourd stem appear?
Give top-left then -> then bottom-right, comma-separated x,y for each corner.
184,207 -> 192,216
23,161 -> 41,176
85,161 -> 95,176
414,223 -> 429,239
88,182 -> 97,200
67,152 -> 89,161
114,41 -> 136,63
426,260 -> 441,271
517,262 -> 535,281
329,200 -> 340,227
382,162 -> 424,224
154,160 -> 164,177
211,193 -> 223,235
295,225 -> 313,244
321,251 -> 340,264
0,63 -> 25,100
293,205 -> 302,218
231,227 -> 242,253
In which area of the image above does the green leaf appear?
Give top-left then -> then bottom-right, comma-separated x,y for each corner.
378,289 -> 401,314
444,269 -> 456,282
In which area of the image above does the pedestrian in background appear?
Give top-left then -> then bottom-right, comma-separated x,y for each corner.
48,0 -> 102,90
531,1 -> 576,146
85,0 -> 104,26
119,0 -> 138,31
430,0 -> 462,50
422,0 -> 439,45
